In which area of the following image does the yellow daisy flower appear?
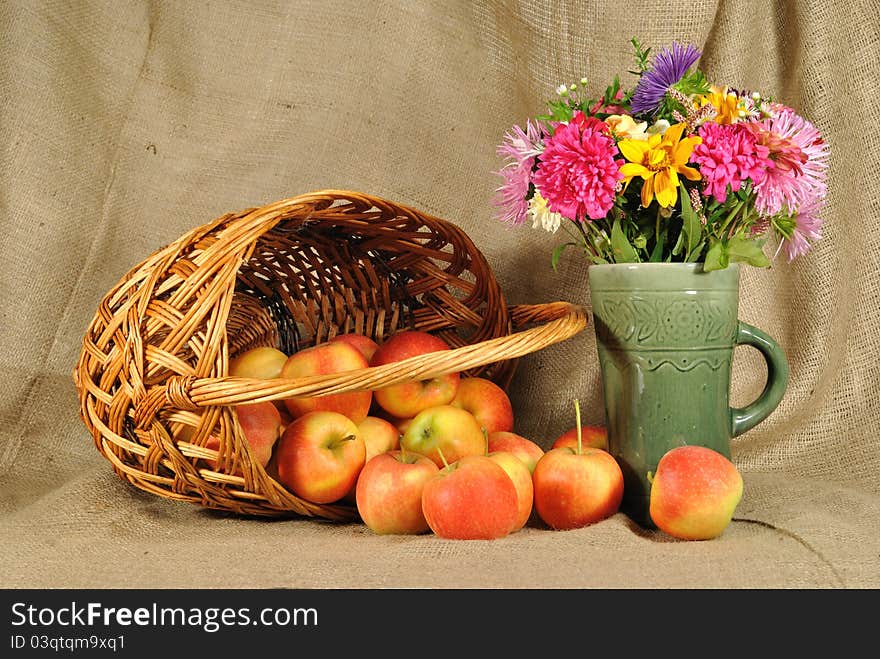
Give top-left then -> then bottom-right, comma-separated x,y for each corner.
698,85 -> 744,124
618,123 -> 702,208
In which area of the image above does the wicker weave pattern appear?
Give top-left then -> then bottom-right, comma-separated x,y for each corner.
73,190 -> 587,519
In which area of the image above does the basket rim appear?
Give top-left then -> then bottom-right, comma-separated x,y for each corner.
161,300 -> 589,410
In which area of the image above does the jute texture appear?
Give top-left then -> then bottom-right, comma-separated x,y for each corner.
1,0 -> 878,588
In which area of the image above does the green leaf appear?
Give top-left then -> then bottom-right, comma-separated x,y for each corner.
545,99 -> 574,123
671,226 -> 685,257
679,185 -> 703,261
675,69 -> 710,96
584,252 -> 610,265
704,240 -> 728,271
551,242 -> 579,272
727,235 -> 770,268
611,219 -> 640,263
686,239 -> 706,263
649,229 -> 666,262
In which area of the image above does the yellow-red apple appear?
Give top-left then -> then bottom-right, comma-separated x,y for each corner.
486,451 -> 534,533
649,445 -> 743,541
421,455 -> 519,540
553,425 -> 608,452
400,405 -> 485,468
532,446 -> 624,530
369,330 -> 459,419
229,346 -> 288,380
275,411 -> 366,504
232,402 -> 283,467
358,415 -> 401,463
195,402 -> 282,471
487,431 -> 545,474
341,415 -> 403,503
449,377 -> 515,434
280,341 -> 372,423
356,450 -> 439,535
229,346 -> 292,417
330,332 -> 380,363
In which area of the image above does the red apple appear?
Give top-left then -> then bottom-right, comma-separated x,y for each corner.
533,445 -> 623,530
229,346 -> 288,380
330,332 -> 380,363
275,411 -> 366,504
553,425 -> 608,452
356,450 -> 439,535
191,402 -> 282,471
400,405 -> 486,468
369,330 -> 459,419
486,451 -> 534,533
487,431 -> 545,474
341,415 -> 402,503
533,400 -> 623,531
232,402 -> 283,467
421,455 -> 519,540
649,445 -> 743,541
280,341 -> 372,423
449,377 -> 514,435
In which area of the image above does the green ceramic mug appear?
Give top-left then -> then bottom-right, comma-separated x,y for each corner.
588,263 -> 789,528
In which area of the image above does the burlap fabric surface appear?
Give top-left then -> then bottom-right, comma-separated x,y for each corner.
2,0 -> 878,589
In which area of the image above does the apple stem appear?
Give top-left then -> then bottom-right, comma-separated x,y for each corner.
482,427 -> 489,456
575,399 -> 583,455
332,434 -> 358,449
436,446 -> 450,469
400,437 -> 407,462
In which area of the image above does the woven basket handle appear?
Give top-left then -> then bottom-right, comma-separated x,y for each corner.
163,301 -> 588,410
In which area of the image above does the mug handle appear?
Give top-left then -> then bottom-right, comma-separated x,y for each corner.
730,322 -> 790,438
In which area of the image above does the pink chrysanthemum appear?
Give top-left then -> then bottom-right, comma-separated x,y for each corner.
493,120 -> 544,225
532,112 -> 623,221
745,105 -> 829,217
691,122 -> 772,203
777,195 -> 824,261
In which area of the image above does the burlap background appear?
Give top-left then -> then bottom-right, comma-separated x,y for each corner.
2,0 -> 878,588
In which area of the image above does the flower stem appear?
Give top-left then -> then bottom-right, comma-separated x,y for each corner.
717,200 -> 744,238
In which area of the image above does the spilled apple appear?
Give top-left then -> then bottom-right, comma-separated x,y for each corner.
649,445 -> 743,540
533,400 -> 623,530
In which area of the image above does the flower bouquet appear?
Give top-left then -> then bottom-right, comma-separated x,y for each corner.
494,39 -> 829,271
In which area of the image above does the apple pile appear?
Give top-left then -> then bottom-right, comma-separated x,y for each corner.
205,330 -> 743,541
215,330 -> 624,539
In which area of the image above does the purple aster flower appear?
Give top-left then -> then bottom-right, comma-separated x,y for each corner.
630,42 -> 702,116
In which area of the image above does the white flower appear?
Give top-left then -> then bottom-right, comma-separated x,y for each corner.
647,119 -> 671,136
529,192 -> 563,233
556,84 -> 568,96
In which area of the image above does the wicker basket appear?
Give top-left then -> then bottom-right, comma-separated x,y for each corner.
73,190 -> 588,520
